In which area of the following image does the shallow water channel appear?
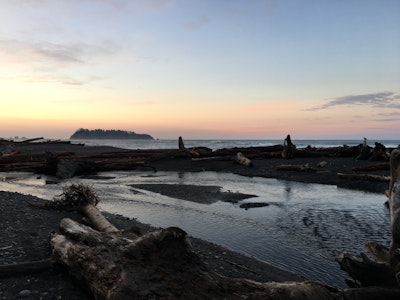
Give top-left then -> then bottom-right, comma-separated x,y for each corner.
0,171 -> 391,288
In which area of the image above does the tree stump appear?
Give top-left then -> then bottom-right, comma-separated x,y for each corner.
282,134 -> 296,159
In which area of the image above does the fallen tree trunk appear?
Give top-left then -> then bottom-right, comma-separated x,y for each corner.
337,173 -> 390,182
51,218 -> 400,300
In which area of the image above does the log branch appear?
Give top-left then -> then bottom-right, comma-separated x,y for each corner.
0,259 -> 53,277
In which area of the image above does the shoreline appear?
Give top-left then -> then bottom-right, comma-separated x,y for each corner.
13,142 -> 392,194
0,191 -> 304,299
0,142 -> 393,298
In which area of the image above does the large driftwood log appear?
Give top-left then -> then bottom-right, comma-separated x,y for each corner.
45,184 -> 400,299
51,218 -> 400,300
386,149 -> 400,264
337,149 -> 400,288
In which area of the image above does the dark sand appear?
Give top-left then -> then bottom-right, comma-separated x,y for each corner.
0,142 -> 392,298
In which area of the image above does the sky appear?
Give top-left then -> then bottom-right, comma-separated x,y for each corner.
0,0 -> 399,140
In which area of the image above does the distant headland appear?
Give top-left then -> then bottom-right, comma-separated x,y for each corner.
70,128 -> 154,140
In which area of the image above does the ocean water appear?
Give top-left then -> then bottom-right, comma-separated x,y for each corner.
70,138 -> 400,151
1,138 -> 397,287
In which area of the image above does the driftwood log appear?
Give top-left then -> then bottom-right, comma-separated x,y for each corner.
1,138 -> 394,178
353,162 -> 390,172
51,218 -> 400,300
282,134 -> 295,159
336,149 -> 400,288
233,152 -> 253,167
337,173 -> 391,182
43,184 -> 400,299
276,164 -> 317,173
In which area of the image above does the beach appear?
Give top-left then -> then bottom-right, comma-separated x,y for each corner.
0,142 -> 393,298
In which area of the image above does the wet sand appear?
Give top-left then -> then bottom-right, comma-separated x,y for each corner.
0,142 -> 392,298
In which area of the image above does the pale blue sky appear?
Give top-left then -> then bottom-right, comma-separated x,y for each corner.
0,0 -> 399,139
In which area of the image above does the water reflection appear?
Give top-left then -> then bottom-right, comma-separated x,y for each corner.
0,171 -> 391,287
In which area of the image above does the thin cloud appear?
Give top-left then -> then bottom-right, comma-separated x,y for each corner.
184,16 -> 210,30
0,39 -> 117,85
0,39 -> 117,65
307,92 -> 400,111
371,111 -> 400,123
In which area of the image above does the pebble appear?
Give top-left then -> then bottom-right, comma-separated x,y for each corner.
19,290 -> 31,297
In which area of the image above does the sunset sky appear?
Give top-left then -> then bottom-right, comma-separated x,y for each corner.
1,0 -> 399,140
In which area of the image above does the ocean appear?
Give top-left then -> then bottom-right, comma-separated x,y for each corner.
1,138 -> 398,287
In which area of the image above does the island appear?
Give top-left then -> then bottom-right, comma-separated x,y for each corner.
70,128 -> 154,140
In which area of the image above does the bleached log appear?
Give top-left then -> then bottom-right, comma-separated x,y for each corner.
51,184 -> 118,233
233,152 -> 253,167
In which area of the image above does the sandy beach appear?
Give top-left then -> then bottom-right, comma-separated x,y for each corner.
0,142 -> 393,299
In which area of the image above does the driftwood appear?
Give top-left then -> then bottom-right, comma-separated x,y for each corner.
337,173 -> 391,182
336,149 -> 400,288
2,137 -> 392,178
0,259 -> 53,277
51,184 -> 119,233
282,134 -> 295,159
2,183 -> 400,299
192,152 -> 254,167
178,136 -> 186,151
353,162 -> 390,172
233,152 -> 253,167
44,184 -> 400,299
51,217 -> 400,300
277,164 -> 317,173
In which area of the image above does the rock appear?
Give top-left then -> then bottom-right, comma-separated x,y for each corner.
18,290 -> 31,297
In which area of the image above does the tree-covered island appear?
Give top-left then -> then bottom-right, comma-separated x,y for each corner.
70,128 -> 154,140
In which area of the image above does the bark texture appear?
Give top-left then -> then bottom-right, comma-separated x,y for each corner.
51,218 -> 400,300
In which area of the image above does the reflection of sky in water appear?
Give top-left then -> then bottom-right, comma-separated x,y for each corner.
0,171 -> 391,287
